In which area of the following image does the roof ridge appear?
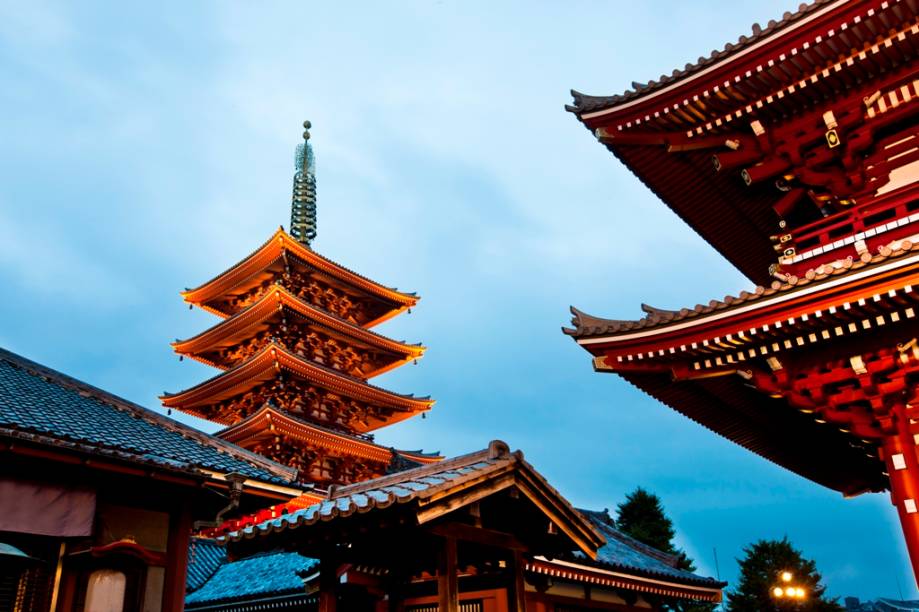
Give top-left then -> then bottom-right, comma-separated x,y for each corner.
568,242 -> 919,338
329,440 -> 511,498
568,0 -> 837,114
0,347 -> 298,483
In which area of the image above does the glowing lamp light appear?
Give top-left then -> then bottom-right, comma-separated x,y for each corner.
781,571 -> 793,583
773,587 -> 785,598
796,588 -> 807,598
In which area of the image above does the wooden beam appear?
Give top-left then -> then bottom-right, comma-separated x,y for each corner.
416,474 -> 516,524
427,522 -> 528,552
319,551 -> 339,612
386,576 -> 406,612
506,549 -> 528,612
437,536 -> 459,612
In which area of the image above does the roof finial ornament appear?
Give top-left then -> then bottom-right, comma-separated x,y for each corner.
290,120 -> 317,247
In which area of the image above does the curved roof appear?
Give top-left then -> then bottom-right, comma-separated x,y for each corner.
182,228 -> 418,319
566,240 -> 919,339
0,347 -> 297,485
565,0 -> 918,283
567,0 -> 838,115
162,342 -> 434,430
217,404 -> 442,465
173,284 -> 425,375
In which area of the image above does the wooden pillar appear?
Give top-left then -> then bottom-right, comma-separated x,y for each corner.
386,572 -> 406,612
505,550 -> 527,612
437,536 -> 459,612
885,403 -> 919,586
319,550 -> 339,612
162,503 -> 192,612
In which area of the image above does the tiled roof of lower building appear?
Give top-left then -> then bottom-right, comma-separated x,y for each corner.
219,440 -> 604,559
186,539 -> 227,593
574,509 -> 724,588
0,347 -> 297,485
185,549 -> 317,606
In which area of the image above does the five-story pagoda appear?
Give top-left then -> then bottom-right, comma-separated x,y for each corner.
163,122 -> 438,487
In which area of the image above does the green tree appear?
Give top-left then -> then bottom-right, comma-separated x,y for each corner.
726,537 -> 843,612
615,488 -> 714,612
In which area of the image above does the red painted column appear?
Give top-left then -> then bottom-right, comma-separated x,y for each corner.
162,503 -> 192,612
884,403 -> 919,586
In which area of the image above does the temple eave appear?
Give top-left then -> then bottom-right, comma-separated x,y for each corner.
160,345 -> 434,431
171,286 -> 425,373
570,246 -> 919,350
182,228 -> 419,311
217,406 -> 397,464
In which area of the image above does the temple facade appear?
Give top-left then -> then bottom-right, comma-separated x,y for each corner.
164,122 -> 438,488
564,0 -> 919,584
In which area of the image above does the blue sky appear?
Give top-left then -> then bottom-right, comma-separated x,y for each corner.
0,0 -> 913,600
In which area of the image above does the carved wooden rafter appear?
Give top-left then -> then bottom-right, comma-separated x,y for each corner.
744,342 -> 919,442
220,270 -> 369,324
192,377 -> 396,434
208,321 -> 378,377
247,434 -> 388,485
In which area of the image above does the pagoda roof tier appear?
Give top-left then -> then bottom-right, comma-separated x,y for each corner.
566,241 -> 919,495
172,285 -> 425,376
161,343 -> 434,430
567,0 -> 919,284
217,404 -> 442,466
182,228 -> 418,325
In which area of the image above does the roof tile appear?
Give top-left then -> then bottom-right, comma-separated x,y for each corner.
0,348 -> 297,485
566,241 -> 919,338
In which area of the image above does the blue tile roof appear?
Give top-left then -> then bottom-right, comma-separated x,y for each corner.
0,348 -> 297,485
185,550 -> 317,605
576,509 -> 723,586
186,539 -> 227,593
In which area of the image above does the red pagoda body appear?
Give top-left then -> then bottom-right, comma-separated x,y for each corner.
565,0 -> 919,583
164,124 -> 438,488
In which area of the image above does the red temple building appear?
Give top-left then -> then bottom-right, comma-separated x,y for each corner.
168,124 -> 725,611
564,0 -> 919,583
163,122 -> 438,488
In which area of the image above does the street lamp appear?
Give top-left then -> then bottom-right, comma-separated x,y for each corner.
770,572 -> 807,606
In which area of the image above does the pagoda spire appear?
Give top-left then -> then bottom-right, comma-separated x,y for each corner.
167,125 -> 437,486
290,120 -> 317,246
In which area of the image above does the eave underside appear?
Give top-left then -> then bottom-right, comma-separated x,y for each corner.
620,371 -> 886,495
611,145 -> 777,283
570,0 -> 919,285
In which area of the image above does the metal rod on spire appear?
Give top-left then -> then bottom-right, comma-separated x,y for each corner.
290,120 -> 317,246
